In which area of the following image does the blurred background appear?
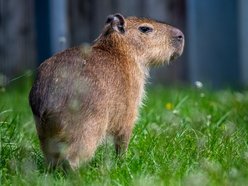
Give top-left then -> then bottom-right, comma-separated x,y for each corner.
0,0 -> 248,88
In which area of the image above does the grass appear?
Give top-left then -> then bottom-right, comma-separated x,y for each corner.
1,75 -> 248,185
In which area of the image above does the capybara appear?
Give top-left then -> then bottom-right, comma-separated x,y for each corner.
29,13 -> 184,169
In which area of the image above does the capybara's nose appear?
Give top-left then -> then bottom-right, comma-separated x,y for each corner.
172,28 -> 184,43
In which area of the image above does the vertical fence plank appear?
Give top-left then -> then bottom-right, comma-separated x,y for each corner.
187,0 -> 239,88
50,0 -> 69,54
115,0 -> 141,16
0,0 -> 36,78
239,0 -> 248,86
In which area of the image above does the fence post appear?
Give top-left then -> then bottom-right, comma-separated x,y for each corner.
35,0 -> 69,65
35,0 -> 51,64
50,0 -> 69,54
187,0 -> 239,88
239,0 -> 248,87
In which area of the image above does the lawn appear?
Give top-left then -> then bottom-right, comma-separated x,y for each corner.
1,76 -> 248,186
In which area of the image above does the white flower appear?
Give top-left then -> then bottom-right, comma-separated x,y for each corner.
195,81 -> 203,89
172,109 -> 179,115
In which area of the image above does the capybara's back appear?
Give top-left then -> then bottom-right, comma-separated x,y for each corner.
29,47 -> 111,168
29,13 -> 184,169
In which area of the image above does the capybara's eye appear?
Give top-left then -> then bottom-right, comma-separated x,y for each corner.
138,26 -> 153,33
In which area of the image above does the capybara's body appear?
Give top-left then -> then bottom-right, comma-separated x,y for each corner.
29,14 -> 184,169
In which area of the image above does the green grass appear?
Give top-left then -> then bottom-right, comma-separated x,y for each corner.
1,76 -> 248,185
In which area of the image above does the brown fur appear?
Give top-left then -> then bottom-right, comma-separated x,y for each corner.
29,13 -> 184,169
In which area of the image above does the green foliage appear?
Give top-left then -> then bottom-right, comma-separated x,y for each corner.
1,77 -> 248,185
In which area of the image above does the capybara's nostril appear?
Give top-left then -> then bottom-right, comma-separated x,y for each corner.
177,34 -> 184,42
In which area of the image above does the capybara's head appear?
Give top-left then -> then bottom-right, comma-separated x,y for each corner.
94,13 -> 184,66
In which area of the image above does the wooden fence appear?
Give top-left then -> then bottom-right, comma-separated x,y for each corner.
0,0 -> 187,85
2,0 -> 247,87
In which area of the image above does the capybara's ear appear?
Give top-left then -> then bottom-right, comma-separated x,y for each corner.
105,13 -> 126,34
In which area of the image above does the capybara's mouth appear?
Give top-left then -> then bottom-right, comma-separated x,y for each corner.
170,50 -> 183,61
170,39 -> 184,61
170,53 -> 178,61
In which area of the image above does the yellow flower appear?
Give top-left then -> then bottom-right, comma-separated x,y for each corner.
165,102 -> 173,110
